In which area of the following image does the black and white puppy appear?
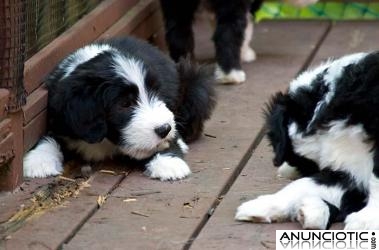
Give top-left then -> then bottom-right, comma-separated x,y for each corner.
236,51 -> 379,229
160,0 -> 261,84
23,37 -> 216,181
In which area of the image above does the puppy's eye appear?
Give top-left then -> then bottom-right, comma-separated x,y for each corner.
119,99 -> 132,108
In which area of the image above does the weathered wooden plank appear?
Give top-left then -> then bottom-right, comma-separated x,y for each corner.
23,110 -> 47,152
312,21 -> 379,65
130,6 -> 163,41
0,111 -> 23,190
191,142 -> 296,250
190,21 -> 379,249
22,87 -> 48,125
98,0 -> 160,40
0,89 -> 9,121
23,0 -> 139,94
3,172 -> 126,249
63,21 -> 330,249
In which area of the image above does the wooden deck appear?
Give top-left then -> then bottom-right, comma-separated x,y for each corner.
1,19 -> 379,249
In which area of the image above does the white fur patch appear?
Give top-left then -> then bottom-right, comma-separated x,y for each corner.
296,196 -> 330,229
345,175 -> 379,229
61,44 -> 113,78
120,98 -> 176,159
289,120 -> 374,188
23,137 -> 64,178
144,154 -> 191,181
277,162 -> 300,180
241,13 -> 256,63
235,194 -> 288,223
235,178 -> 344,227
177,138 -> 189,154
112,54 -> 147,100
215,65 -> 246,84
344,207 -> 379,230
64,138 -> 117,162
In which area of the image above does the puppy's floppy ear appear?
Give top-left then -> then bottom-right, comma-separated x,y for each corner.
64,93 -> 107,143
264,92 -> 291,167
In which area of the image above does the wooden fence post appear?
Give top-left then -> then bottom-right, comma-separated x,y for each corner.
0,0 -> 27,190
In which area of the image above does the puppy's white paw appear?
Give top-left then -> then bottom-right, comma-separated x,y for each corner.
23,137 -> 64,178
215,65 -> 246,84
277,162 -> 300,180
344,207 -> 379,230
296,197 -> 329,229
144,154 -> 191,181
241,47 -> 256,63
235,195 -> 289,223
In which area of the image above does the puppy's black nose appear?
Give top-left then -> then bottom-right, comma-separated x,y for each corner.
154,123 -> 171,138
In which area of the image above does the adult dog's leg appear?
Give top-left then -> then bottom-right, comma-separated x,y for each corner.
240,13 -> 256,63
159,0 -> 200,61
211,0 -> 250,84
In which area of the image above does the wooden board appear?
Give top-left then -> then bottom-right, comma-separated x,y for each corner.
23,110 -> 47,152
22,87 -> 48,125
190,20 -> 379,249
98,0 -> 160,40
63,21 -> 330,249
3,172 -> 126,249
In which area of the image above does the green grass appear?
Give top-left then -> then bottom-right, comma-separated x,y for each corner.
256,2 -> 379,21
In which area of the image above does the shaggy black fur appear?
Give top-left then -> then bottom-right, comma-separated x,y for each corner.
160,0 -> 260,73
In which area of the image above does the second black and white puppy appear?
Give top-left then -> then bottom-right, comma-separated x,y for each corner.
236,51 -> 379,229
23,36 -> 216,181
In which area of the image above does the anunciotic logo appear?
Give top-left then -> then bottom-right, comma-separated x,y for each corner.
276,230 -> 379,250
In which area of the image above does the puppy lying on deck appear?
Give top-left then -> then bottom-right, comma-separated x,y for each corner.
236,51 -> 379,229
23,37 -> 216,181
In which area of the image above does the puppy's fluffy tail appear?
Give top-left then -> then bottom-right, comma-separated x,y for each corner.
175,59 -> 217,142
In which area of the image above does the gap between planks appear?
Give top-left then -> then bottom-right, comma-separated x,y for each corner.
59,172 -> 129,248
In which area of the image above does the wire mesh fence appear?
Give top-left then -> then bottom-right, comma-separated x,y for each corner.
0,0 -> 26,111
25,0 -> 103,59
0,0 -> 103,111
257,1 -> 379,20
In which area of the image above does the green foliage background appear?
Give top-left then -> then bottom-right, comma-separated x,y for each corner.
256,2 -> 379,21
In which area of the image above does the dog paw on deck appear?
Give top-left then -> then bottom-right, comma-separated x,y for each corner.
144,154 -> 191,181
23,137 -> 64,178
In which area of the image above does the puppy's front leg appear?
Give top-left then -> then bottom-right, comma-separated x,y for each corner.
144,137 -> 191,181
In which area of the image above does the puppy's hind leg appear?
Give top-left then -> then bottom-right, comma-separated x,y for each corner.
23,136 -> 64,178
